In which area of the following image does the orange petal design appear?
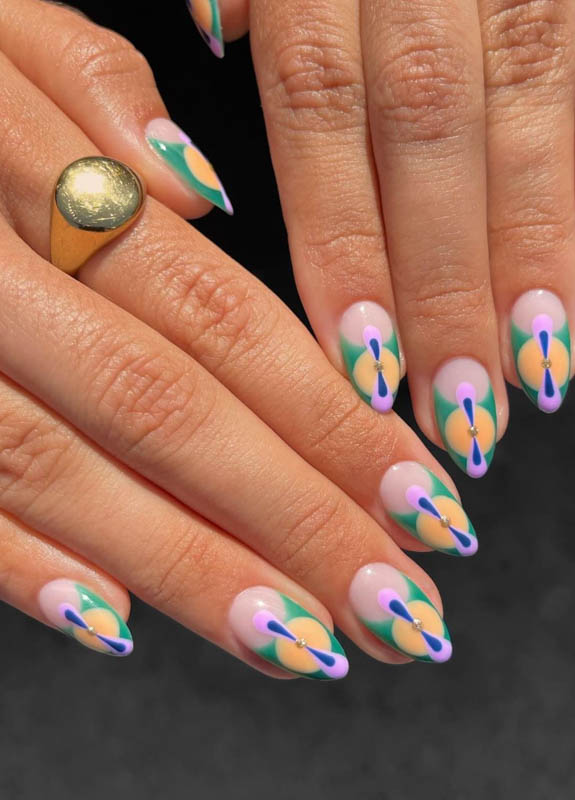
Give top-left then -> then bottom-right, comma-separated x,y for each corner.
184,146 -> 221,191
392,600 -> 444,658
445,405 -> 495,458
275,616 -> 331,675
73,608 -> 120,653
517,337 -> 570,391
416,495 -> 468,549
352,347 -> 400,397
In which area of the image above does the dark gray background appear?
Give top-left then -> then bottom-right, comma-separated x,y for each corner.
1,2 -> 574,798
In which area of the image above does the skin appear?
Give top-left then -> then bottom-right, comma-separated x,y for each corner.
0,0 -> 466,675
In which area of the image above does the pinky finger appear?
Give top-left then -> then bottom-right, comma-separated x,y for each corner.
0,512 -> 134,657
0,0 -> 232,218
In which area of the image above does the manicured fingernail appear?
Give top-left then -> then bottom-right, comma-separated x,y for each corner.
229,587 -> 349,680
511,289 -> 571,414
37,579 -> 133,657
186,0 -> 224,58
433,358 -> 497,478
339,301 -> 400,413
349,564 -> 452,663
145,118 -> 233,214
380,462 -> 477,556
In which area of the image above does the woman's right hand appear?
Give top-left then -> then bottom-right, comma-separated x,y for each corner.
0,0 -> 471,676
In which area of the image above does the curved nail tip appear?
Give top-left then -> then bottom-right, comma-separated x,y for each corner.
38,579 -> 133,657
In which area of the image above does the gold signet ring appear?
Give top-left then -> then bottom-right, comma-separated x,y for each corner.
50,156 -> 146,275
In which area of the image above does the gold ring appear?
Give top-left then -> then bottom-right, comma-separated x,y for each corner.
50,156 -> 146,275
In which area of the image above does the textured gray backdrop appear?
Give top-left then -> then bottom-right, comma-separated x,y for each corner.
1,2 -> 574,798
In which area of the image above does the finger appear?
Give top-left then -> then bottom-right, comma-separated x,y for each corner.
0,0 -> 232,218
480,0 -> 575,412
0,216 -> 453,664
361,0 -> 508,478
0,48 -> 477,559
186,0 -> 249,57
0,510 -> 135,657
249,0 -> 406,415
0,372 -> 344,678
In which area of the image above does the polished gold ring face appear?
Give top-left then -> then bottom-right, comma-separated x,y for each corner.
50,156 -> 146,275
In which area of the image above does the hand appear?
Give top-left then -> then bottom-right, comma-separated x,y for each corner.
208,0 -> 574,478
0,0 -> 470,674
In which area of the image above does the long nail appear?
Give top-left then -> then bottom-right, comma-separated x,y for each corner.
38,579 -> 133,657
511,289 -> 571,414
339,301 -> 400,413
229,587 -> 349,680
145,118 -> 233,214
349,564 -> 452,663
433,358 -> 497,478
380,462 -> 477,556
186,0 -> 224,58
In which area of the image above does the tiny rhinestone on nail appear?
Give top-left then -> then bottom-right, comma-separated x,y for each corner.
411,618 -> 423,632
87,626 -> 97,636
439,515 -> 451,528
468,425 -> 479,437
542,358 -> 552,369
374,360 -> 385,373
295,638 -> 307,649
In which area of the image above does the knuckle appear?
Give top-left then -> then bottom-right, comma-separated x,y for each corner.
264,28 -> 365,132
272,491 -> 348,578
483,0 -> 573,93
490,204 -> 573,264
0,406 -> 75,509
88,340 -> 213,458
160,253 -> 272,372
137,523 -> 219,611
372,26 -> 481,144
401,269 -> 491,330
57,26 -> 153,92
302,219 -> 389,294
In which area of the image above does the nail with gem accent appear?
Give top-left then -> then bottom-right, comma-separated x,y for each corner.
37,579 -> 133,656
432,358 -> 497,478
339,301 -> 401,413
380,462 -> 477,556
349,564 -> 452,663
229,587 -> 349,680
186,0 -> 224,58
511,289 -> 571,413
145,118 -> 233,214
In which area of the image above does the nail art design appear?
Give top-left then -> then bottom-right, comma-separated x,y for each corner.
380,462 -> 477,556
186,0 -> 224,58
38,579 -> 133,657
511,290 -> 571,413
229,587 -> 349,680
145,118 -> 233,214
339,302 -> 400,413
433,358 -> 496,478
349,564 -> 452,663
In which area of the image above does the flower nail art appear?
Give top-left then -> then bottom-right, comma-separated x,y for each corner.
511,290 -> 571,413
186,0 -> 224,58
433,358 -> 497,478
229,587 -> 349,680
349,564 -> 452,663
380,462 -> 477,556
38,579 -> 133,657
339,302 -> 400,413
145,118 -> 233,214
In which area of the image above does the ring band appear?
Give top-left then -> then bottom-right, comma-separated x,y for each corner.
50,156 -> 146,275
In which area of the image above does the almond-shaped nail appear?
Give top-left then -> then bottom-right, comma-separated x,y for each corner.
229,587 -> 349,680
349,564 -> 452,663
380,462 -> 477,556
145,118 -> 233,214
186,0 -> 224,58
339,301 -> 400,413
38,579 -> 133,657
511,289 -> 571,413
433,358 -> 497,478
